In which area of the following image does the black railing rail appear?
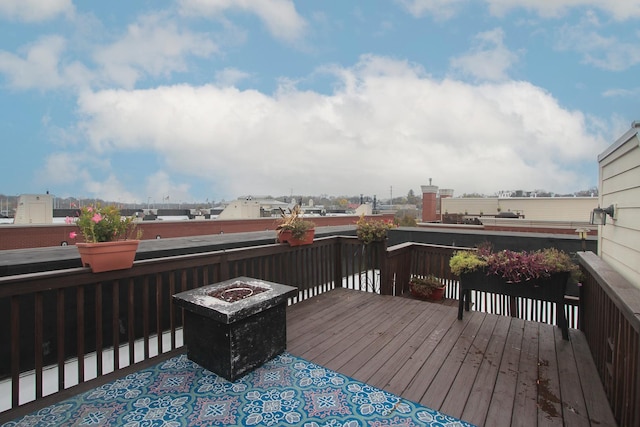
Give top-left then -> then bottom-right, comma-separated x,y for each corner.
578,251 -> 640,427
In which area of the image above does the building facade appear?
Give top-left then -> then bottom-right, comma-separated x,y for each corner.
597,121 -> 640,288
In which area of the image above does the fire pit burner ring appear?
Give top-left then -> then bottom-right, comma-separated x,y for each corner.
207,282 -> 267,303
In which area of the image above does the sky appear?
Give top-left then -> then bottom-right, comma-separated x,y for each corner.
1,0 -> 639,205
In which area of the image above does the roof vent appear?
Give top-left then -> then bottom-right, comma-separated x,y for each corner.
633,120 -> 640,128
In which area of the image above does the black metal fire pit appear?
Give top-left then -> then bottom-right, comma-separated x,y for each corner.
172,276 -> 297,381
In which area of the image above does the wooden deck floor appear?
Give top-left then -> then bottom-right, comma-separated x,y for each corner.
286,288 -> 617,427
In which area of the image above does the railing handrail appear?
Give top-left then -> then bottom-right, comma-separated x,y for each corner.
0,235 -> 350,297
578,251 -> 640,334
578,251 -> 640,426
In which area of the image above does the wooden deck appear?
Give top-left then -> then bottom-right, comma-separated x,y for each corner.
286,288 -> 617,427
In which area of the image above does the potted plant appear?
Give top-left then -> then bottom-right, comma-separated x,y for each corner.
276,205 -> 315,246
409,275 -> 446,301
449,246 -> 581,340
66,204 -> 142,273
355,215 -> 396,245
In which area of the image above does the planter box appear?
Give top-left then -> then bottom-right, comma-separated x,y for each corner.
409,283 -> 446,301
458,270 -> 570,340
277,229 -> 315,246
172,277 -> 297,381
76,240 -> 139,273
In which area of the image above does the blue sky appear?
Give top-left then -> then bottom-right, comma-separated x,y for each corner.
1,0 -> 638,204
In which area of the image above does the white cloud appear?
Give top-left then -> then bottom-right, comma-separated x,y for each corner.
485,0 -> 640,20
143,171 -> 193,205
0,35 -> 91,90
555,12 -> 640,71
0,0 -> 74,22
39,152 -> 134,204
399,0 -> 640,20
450,28 -> 519,82
215,68 -> 251,87
94,14 -> 217,88
396,0 -> 466,20
84,174 -> 140,204
602,87 -> 640,97
70,55 -> 606,201
179,0 -> 307,43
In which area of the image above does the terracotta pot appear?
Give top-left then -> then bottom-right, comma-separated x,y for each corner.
409,282 -> 446,301
76,240 -> 140,273
277,229 -> 315,246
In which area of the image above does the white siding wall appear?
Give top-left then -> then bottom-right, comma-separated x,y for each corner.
598,125 -> 640,289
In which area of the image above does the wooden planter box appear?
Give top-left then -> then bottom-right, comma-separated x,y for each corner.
458,270 -> 570,340
173,277 -> 297,381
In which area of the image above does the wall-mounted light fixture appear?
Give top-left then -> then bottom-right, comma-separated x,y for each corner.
590,205 -> 615,225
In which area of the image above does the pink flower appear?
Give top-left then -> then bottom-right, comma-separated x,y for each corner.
87,207 -> 93,212
65,216 -> 73,224
91,213 -> 102,223
69,231 -> 77,239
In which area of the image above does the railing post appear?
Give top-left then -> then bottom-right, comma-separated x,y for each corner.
220,252 -> 229,281
399,248 -> 412,296
334,238 -> 343,288
379,241 -> 391,295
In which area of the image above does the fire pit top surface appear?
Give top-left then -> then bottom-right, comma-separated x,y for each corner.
207,283 -> 268,303
172,276 -> 297,324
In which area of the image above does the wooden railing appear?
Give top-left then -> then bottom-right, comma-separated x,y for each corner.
0,237 -> 348,417
578,251 -> 640,426
0,236 -> 597,421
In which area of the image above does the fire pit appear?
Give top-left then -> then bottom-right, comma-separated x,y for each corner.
172,277 -> 297,381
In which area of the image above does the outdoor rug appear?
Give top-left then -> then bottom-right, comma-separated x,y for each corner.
3,352 -> 476,426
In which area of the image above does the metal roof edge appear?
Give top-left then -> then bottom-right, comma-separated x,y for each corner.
598,121 -> 640,163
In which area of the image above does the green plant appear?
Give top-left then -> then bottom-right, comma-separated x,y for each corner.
67,204 -> 141,243
356,214 -> 396,244
395,212 -> 417,227
409,275 -> 445,299
449,250 -> 488,275
276,205 -> 315,240
449,247 -> 582,284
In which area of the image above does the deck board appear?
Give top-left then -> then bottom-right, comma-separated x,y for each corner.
439,314 -> 498,420
555,327 -> 591,426
484,317 -> 525,427
570,329 -> 619,426
287,288 -> 617,427
460,315 -> 510,426
537,322 -> 563,426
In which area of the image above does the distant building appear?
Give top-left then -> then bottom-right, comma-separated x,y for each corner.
13,194 -> 54,224
217,197 -> 290,219
420,182 -> 598,234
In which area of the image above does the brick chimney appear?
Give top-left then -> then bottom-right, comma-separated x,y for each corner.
421,179 -> 438,222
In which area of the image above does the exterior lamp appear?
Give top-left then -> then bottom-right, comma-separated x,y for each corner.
590,205 -> 615,225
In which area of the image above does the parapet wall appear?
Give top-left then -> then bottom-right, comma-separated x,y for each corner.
0,214 -> 395,250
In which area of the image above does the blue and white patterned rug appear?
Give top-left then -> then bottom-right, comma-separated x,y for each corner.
3,353 -> 475,426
